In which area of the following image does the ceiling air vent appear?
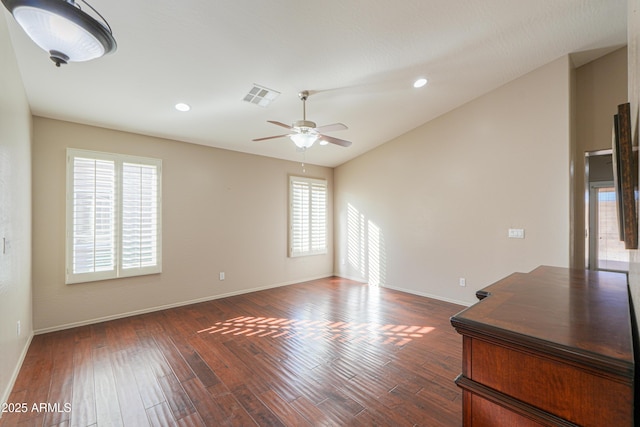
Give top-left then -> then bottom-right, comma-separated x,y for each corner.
243,84 -> 280,107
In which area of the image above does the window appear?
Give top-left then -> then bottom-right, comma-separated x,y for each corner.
66,149 -> 162,284
289,176 -> 327,257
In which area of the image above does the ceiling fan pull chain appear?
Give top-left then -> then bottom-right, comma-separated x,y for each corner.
301,150 -> 307,173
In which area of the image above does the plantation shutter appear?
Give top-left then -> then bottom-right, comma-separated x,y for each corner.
66,149 -> 162,284
121,162 -> 160,273
70,156 -> 116,279
290,179 -> 310,255
310,180 -> 327,252
289,176 -> 327,257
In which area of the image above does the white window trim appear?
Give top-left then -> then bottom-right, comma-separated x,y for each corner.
289,175 -> 327,257
66,148 -> 162,284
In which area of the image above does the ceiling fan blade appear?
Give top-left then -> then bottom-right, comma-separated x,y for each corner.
267,120 -> 293,130
315,123 -> 348,133
252,134 -> 290,142
319,134 -> 352,147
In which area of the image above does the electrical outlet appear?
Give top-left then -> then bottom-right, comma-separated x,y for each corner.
508,228 -> 525,239
219,272 -> 225,281
459,278 -> 466,287
16,320 -> 21,337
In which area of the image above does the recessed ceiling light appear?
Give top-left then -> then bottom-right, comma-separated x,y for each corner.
175,103 -> 190,112
413,78 -> 428,88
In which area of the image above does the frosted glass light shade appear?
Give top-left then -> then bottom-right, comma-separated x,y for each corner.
2,0 -> 116,66
14,6 -> 104,60
290,133 -> 318,149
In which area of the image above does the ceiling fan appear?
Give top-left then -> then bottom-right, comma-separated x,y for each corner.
253,90 -> 352,149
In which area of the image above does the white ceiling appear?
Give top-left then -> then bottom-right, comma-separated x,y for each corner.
2,0 -> 628,167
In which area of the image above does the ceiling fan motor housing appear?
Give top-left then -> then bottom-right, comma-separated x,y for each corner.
293,120 -> 317,132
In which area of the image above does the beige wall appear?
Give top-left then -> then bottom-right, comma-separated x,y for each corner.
0,16 -> 33,409
572,47 -> 628,269
334,57 -> 571,305
32,118 -> 333,331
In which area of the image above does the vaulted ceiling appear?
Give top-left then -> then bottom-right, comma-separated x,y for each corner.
2,0 -> 627,167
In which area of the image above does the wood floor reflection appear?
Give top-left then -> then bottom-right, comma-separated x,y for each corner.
1,277 -> 464,426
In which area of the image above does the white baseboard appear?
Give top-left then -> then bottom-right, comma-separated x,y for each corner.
1,332 -> 34,419
334,272 -> 472,307
34,275 -> 332,335
382,283 -> 472,307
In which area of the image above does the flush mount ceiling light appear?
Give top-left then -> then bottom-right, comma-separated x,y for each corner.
1,0 -> 117,67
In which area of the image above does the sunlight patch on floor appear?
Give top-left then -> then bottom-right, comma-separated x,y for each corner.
197,316 -> 435,346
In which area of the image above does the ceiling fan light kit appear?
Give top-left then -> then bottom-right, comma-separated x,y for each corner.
253,90 -> 352,149
1,0 -> 116,67
290,132 -> 318,149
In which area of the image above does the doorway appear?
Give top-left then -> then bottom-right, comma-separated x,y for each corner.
585,151 -> 629,272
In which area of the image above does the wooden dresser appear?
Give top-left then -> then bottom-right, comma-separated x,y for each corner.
450,266 -> 634,426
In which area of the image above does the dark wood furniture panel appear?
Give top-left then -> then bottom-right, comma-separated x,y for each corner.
469,393 -> 550,427
451,266 -> 634,427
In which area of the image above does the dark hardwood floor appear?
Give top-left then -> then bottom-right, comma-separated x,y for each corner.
1,277 -> 464,426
